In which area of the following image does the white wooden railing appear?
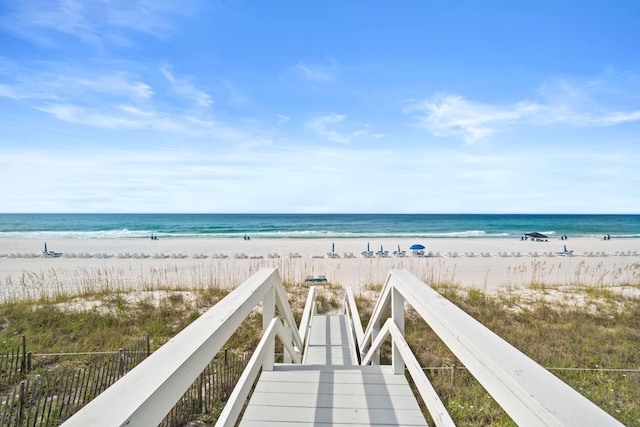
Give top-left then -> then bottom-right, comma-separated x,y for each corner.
349,268 -> 623,427
62,268 -> 304,427
62,267 -> 623,426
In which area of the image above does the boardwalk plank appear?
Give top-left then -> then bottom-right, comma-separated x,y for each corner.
240,315 -> 428,427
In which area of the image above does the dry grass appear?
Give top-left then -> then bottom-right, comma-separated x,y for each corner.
1,265 -> 638,426
355,280 -> 640,426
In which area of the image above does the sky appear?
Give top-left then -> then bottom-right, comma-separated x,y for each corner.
1,0 -> 639,214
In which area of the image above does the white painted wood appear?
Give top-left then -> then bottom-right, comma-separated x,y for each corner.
364,269 -> 623,427
304,315 -> 356,365
345,288 -> 364,345
391,287 -> 405,375
216,317 -> 280,427
363,320 -> 455,427
361,280 -> 391,364
298,285 -> 317,347
240,365 -> 428,426
262,284 -> 275,371
62,268 -> 302,427
216,317 -> 301,427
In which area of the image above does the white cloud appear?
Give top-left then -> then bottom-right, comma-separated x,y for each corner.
307,113 -> 370,144
295,61 -> 336,83
406,88 -> 640,143
277,114 -> 290,125
0,0 -> 186,47
598,111 -> 640,125
0,69 -> 153,102
405,94 -> 543,143
161,66 -> 213,108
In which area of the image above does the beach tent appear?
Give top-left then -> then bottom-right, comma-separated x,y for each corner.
525,232 -> 548,239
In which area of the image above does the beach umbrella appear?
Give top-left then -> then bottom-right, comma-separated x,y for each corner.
367,242 -> 370,251
564,244 -> 567,252
44,242 -> 47,253
398,244 -> 401,252
525,232 -> 548,239
410,244 -> 425,250
332,242 -> 335,253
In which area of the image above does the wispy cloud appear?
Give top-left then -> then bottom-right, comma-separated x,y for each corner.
307,113 -> 369,144
0,0 -> 185,47
295,61 -> 337,83
406,83 -> 640,143
0,62 -> 254,140
161,66 -> 213,108
405,94 -> 542,143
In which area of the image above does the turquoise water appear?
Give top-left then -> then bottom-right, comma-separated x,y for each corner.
0,214 -> 638,239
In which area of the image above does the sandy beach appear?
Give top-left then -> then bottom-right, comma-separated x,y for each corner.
1,237 -> 639,301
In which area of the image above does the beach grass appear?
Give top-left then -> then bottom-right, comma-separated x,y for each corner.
1,271 -> 638,425
354,281 -> 640,426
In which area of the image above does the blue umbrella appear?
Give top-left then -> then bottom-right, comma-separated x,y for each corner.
44,242 -> 47,253
367,242 -> 370,251
410,244 -> 425,250
332,242 -> 335,253
564,244 -> 567,252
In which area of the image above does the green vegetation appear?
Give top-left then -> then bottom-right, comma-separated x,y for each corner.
355,282 -> 640,426
1,277 -> 638,426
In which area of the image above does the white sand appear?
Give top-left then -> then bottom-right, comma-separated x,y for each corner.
1,237 -> 639,301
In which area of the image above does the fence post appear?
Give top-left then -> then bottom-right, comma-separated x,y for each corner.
27,352 -> 32,372
17,380 -> 25,424
118,349 -> 125,376
224,349 -> 229,399
146,335 -> 151,357
450,364 -> 455,386
197,372 -> 203,413
20,335 -> 27,375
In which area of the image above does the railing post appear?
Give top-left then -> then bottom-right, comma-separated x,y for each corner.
371,322 -> 380,365
262,283 -> 275,371
282,324 -> 292,363
392,285 -> 405,374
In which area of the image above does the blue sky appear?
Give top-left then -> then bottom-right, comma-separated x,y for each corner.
1,0 -> 639,213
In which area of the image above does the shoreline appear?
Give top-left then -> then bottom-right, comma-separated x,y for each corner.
1,237 -> 639,302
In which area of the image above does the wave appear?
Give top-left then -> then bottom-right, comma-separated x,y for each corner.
0,229 -> 522,239
0,229 -> 154,239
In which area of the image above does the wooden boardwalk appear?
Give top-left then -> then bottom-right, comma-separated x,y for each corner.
240,315 -> 428,426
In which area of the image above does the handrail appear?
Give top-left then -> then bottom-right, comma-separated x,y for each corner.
344,288 -> 365,345
62,268 -> 302,427
298,285 -> 317,348
343,288 -> 365,364
362,318 -> 455,427
360,269 -> 623,427
360,277 -> 392,359
215,317 -> 300,427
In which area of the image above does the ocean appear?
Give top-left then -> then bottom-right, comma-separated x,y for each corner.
0,214 -> 638,240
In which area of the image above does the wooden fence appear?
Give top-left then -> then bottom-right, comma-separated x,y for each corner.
0,336 -> 150,426
0,339 -> 250,427
0,336 -> 30,389
160,349 -> 251,426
